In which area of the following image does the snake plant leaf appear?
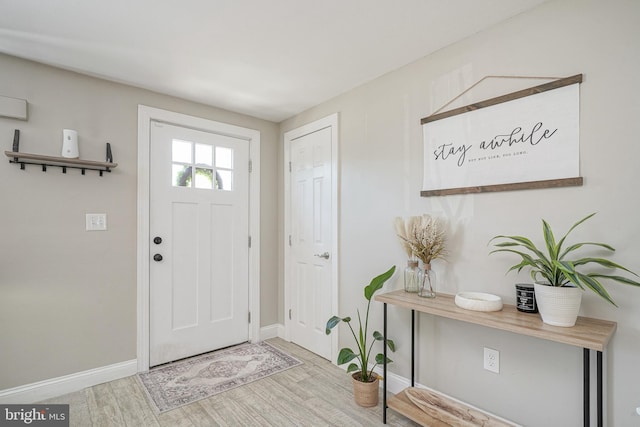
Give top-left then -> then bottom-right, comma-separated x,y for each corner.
556,213 -> 597,248
560,242 -> 615,259
490,235 -> 547,258
364,265 -> 396,301
555,261 -> 584,289
590,274 -> 640,287
493,249 -> 550,276
571,257 -> 639,276
573,270 -> 616,306
542,219 -> 558,260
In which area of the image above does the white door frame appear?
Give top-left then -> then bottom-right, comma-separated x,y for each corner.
284,113 -> 339,362
137,105 -> 261,372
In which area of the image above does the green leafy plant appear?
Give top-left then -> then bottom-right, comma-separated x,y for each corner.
489,213 -> 640,306
325,266 -> 396,382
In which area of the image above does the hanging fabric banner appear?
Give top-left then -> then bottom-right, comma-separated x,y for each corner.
421,75 -> 582,196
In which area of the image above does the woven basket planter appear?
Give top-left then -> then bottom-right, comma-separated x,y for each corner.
351,372 -> 380,407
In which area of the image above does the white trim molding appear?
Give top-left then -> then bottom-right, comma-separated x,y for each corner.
0,360 -> 137,404
260,323 -> 285,340
137,105 -> 261,372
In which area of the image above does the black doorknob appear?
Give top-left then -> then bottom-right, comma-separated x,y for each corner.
153,237 -> 162,244
153,254 -> 163,262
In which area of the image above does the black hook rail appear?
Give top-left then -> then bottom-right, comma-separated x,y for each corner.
9,159 -> 113,176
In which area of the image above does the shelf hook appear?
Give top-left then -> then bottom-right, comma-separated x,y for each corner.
12,129 -> 20,152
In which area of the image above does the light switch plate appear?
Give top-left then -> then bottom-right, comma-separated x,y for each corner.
86,213 -> 107,231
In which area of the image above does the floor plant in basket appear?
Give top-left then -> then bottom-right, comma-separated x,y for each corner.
325,265 -> 396,407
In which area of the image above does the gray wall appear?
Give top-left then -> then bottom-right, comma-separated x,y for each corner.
0,53 -> 280,390
281,0 -> 640,425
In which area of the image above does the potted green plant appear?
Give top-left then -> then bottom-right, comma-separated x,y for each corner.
325,265 -> 396,407
490,213 -> 640,326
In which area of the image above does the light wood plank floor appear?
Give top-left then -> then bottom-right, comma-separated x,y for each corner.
40,338 -> 419,426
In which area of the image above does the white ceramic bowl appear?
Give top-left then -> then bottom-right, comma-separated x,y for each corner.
455,292 -> 503,312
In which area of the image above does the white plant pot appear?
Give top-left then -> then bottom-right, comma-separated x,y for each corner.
534,283 -> 583,327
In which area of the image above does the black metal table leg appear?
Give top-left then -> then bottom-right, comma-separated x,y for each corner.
383,303 -> 387,424
597,351 -> 603,427
583,348 -> 590,427
411,309 -> 415,387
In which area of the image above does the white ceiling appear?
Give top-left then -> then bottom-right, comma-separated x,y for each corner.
0,0 -> 549,122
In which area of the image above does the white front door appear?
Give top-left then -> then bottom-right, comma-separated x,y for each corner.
149,121 -> 249,366
285,116 -> 337,361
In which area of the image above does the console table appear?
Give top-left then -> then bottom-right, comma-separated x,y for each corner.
375,290 -> 617,427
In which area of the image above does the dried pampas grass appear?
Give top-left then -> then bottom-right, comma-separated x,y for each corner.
394,216 -> 416,259
395,215 -> 446,265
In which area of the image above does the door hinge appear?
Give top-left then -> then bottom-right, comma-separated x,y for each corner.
249,159 -> 252,173
248,236 -> 252,248
289,309 -> 292,320
248,311 -> 251,323
288,235 -> 292,246
289,161 -> 292,172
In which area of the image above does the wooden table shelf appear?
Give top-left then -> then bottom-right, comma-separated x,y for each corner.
388,387 -> 517,427
375,290 -> 617,427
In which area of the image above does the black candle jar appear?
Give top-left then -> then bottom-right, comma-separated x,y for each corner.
515,283 -> 538,313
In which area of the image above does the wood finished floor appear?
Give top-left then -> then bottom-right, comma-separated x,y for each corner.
40,338 -> 419,426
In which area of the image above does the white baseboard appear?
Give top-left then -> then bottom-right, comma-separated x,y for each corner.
0,359 -> 137,404
371,366 -> 410,395
259,323 -> 285,340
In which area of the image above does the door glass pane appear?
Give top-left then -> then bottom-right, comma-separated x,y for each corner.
195,144 -> 213,167
216,170 -> 233,191
215,147 -> 233,169
172,140 -> 192,163
195,168 -> 214,189
173,164 -> 192,187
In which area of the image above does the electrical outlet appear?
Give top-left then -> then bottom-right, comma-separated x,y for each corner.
484,347 -> 500,373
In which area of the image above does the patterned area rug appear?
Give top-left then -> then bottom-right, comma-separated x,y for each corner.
138,341 -> 302,412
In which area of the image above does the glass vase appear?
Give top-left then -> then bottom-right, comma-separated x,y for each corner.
418,263 -> 436,298
404,260 -> 420,293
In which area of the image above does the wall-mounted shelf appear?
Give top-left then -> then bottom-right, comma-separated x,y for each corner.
5,129 -> 117,176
